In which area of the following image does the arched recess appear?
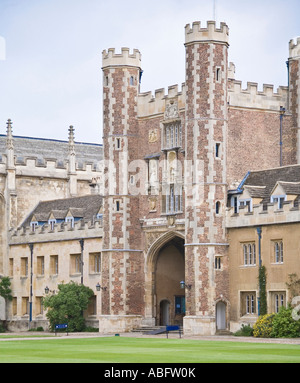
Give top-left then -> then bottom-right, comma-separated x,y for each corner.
215,297 -> 230,332
144,231 -> 185,326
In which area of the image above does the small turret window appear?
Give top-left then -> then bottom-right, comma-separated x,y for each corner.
216,67 -> 221,83
215,143 -> 220,157
216,201 -> 221,215
130,76 -> 134,86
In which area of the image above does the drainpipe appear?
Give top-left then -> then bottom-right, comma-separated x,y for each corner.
28,243 -> 34,326
286,60 -> 290,112
280,106 -> 286,167
79,239 -> 84,285
256,227 -> 262,316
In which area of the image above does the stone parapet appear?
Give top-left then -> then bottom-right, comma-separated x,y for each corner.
185,20 -> 229,45
226,200 -> 300,228
138,83 -> 185,118
102,47 -> 141,69
9,218 -> 103,245
228,80 -> 288,111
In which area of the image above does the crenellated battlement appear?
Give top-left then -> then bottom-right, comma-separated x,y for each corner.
102,47 -> 142,69
185,20 -> 229,45
228,79 -> 288,111
226,200 -> 300,229
138,83 -> 185,117
289,36 -> 300,59
9,217 -> 103,245
0,153 -> 103,180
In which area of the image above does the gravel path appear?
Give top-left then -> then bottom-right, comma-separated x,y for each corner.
1,331 -> 300,344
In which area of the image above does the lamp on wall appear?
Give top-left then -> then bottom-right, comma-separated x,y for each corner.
44,286 -> 55,294
96,283 -> 107,291
180,280 -> 192,290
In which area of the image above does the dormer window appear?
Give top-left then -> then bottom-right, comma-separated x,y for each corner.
239,198 -> 252,213
271,195 -> 286,209
65,216 -> 74,228
48,219 -> 56,230
30,221 -> 38,232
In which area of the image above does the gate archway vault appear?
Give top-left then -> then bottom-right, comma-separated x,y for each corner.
144,230 -> 185,326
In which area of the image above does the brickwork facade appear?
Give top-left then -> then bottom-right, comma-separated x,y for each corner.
99,20 -> 300,335
1,20 -> 300,335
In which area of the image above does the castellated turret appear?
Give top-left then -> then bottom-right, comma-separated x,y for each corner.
184,20 -> 229,45
288,36 -> 300,163
102,47 -> 141,69
183,20 -> 229,335
101,46 -> 144,322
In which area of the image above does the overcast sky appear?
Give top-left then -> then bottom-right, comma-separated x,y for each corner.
0,0 -> 299,144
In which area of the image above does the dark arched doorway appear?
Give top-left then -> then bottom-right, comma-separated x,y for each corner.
155,236 -> 185,326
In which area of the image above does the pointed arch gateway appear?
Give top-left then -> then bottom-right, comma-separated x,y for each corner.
144,231 -> 185,327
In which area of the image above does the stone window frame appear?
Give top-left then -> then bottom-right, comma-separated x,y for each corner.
242,242 -> 256,266
272,240 -> 284,264
161,119 -> 182,151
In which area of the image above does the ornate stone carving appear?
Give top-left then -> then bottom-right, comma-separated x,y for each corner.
148,129 -> 158,143
164,101 -> 179,119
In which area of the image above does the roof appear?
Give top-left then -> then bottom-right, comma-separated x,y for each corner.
242,164 -> 300,205
0,134 -> 103,169
22,194 -> 102,227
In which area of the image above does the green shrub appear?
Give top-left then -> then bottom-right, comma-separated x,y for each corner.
253,313 -> 275,338
43,281 -> 94,332
234,324 -> 253,337
271,305 -> 300,338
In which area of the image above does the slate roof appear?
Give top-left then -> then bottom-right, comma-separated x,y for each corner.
242,164 -> 300,205
21,194 -> 103,228
0,134 -> 103,169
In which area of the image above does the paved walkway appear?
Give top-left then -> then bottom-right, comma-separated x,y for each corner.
1,331 -> 300,344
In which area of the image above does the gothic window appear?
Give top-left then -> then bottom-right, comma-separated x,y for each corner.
163,122 -> 182,149
272,292 -> 286,313
242,243 -> 256,266
162,184 -> 182,214
274,241 -> 283,264
240,292 -> 256,316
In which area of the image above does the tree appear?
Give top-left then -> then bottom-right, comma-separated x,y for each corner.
43,281 -> 94,332
0,276 -> 13,324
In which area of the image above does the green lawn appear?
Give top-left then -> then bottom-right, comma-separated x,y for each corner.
0,336 -> 300,363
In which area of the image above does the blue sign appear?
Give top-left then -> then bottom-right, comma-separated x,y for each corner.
55,323 -> 68,329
